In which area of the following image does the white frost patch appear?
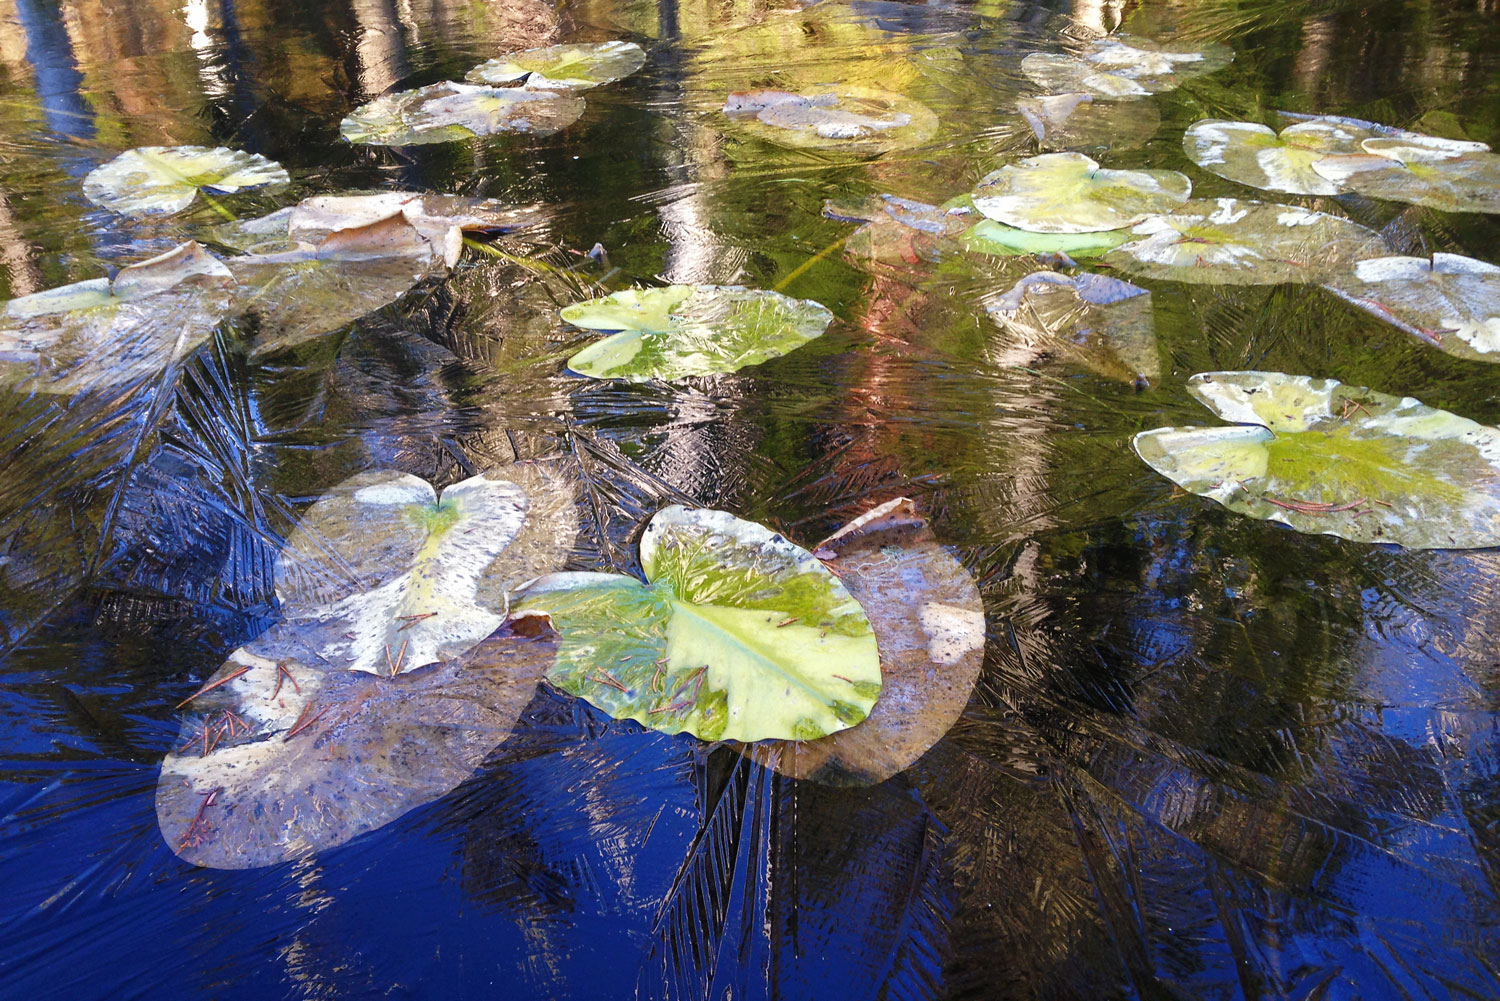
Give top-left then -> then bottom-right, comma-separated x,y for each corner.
354,477 -> 437,506
1079,71 -> 1148,97
1352,256 -> 1429,283
1275,208 -> 1322,227
917,602 -> 986,665
1207,199 -> 1251,225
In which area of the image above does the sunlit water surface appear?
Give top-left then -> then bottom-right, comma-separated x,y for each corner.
2,0 -> 1500,997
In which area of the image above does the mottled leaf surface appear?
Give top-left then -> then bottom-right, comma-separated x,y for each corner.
466,41 -> 645,90
1136,371 -> 1500,548
721,87 -> 937,154
154,459 -> 578,867
0,242 -> 234,394
560,284 -> 833,380
516,506 -> 881,742
1323,253 -> 1500,363
1311,138 -> 1500,213
972,153 -> 1191,234
83,146 -> 288,215
1022,35 -> 1232,98
747,499 -> 984,784
1104,197 -> 1388,284
341,82 -> 585,145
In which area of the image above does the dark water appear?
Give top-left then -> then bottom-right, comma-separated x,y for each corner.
3,0 -> 1500,997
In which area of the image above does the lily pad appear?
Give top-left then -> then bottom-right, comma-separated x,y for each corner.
226,211 -> 455,355
1183,118 -> 1381,196
1103,197 -> 1388,285
466,41 -> 646,91
1022,35 -> 1233,98
216,193 -> 546,257
987,271 -> 1157,386
721,87 -> 938,155
1322,253 -> 1500,363
0,241 -> 234,394
153,459 -> 578,868
515,505 -> 882,743
972,152 -> 1191,234
341,81 -> 586,146
745,499 -> 985,785
1134,371 -> 1500,548
82,146 -> 288,215
1019,92 -> 1160,152
1310,138 -> 1500,214
559,284 -> 833,381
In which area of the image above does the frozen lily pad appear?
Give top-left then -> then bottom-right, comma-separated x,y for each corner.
275,463 -> 577,673
972,152 -> 1191,234
156,618 -> 561,869
1310,138 -> 1500,214
962,220 -> 1128,258
341,81 -> 585,146
1103,197 -> 1387,285
82,146 -> 288,215
0,241 -> 234,394
466,41 -> 646,91
226,211 -> 455,355
515,506 -> 882,743
1019,92 -> 1160,152
216,192 -> 546,258
721,87 -> 937,155
1135,371 -> 1500,548
152,460 -> 577,868
987,271 -> 1157,386
745,499 -> 985,785
1184,118 -> 1378,196
559,284 -> 833,381
1322,253 -> 1500,363
1022,35 -> 1232,98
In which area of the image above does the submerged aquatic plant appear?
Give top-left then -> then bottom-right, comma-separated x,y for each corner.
0,242 -> 234,394
156,460 -> 578,868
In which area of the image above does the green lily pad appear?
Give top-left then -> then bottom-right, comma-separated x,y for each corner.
721,87 -> 938,155
1135,371 -> 1500,548
1103,197 -> 1388,285
0,241 -> 234,394
972,152 -> 1191,234
1183,118 -> 1386,196
226,211 -> 455,355
1310,137 -> 1500,214
559,284 -> 833,381
745,499 -> 985,785
1322,253 -> 1500,363
987,271 -> 1157,386
82,146 -> 289,215
1022,35 -> 1233,98
466,40 -> 646,91
340,81 -> 586,146
154,458 -> 577,868
962,219 -> 1128,258
515,505 -> 882,743
1019,92 -> 1160,151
